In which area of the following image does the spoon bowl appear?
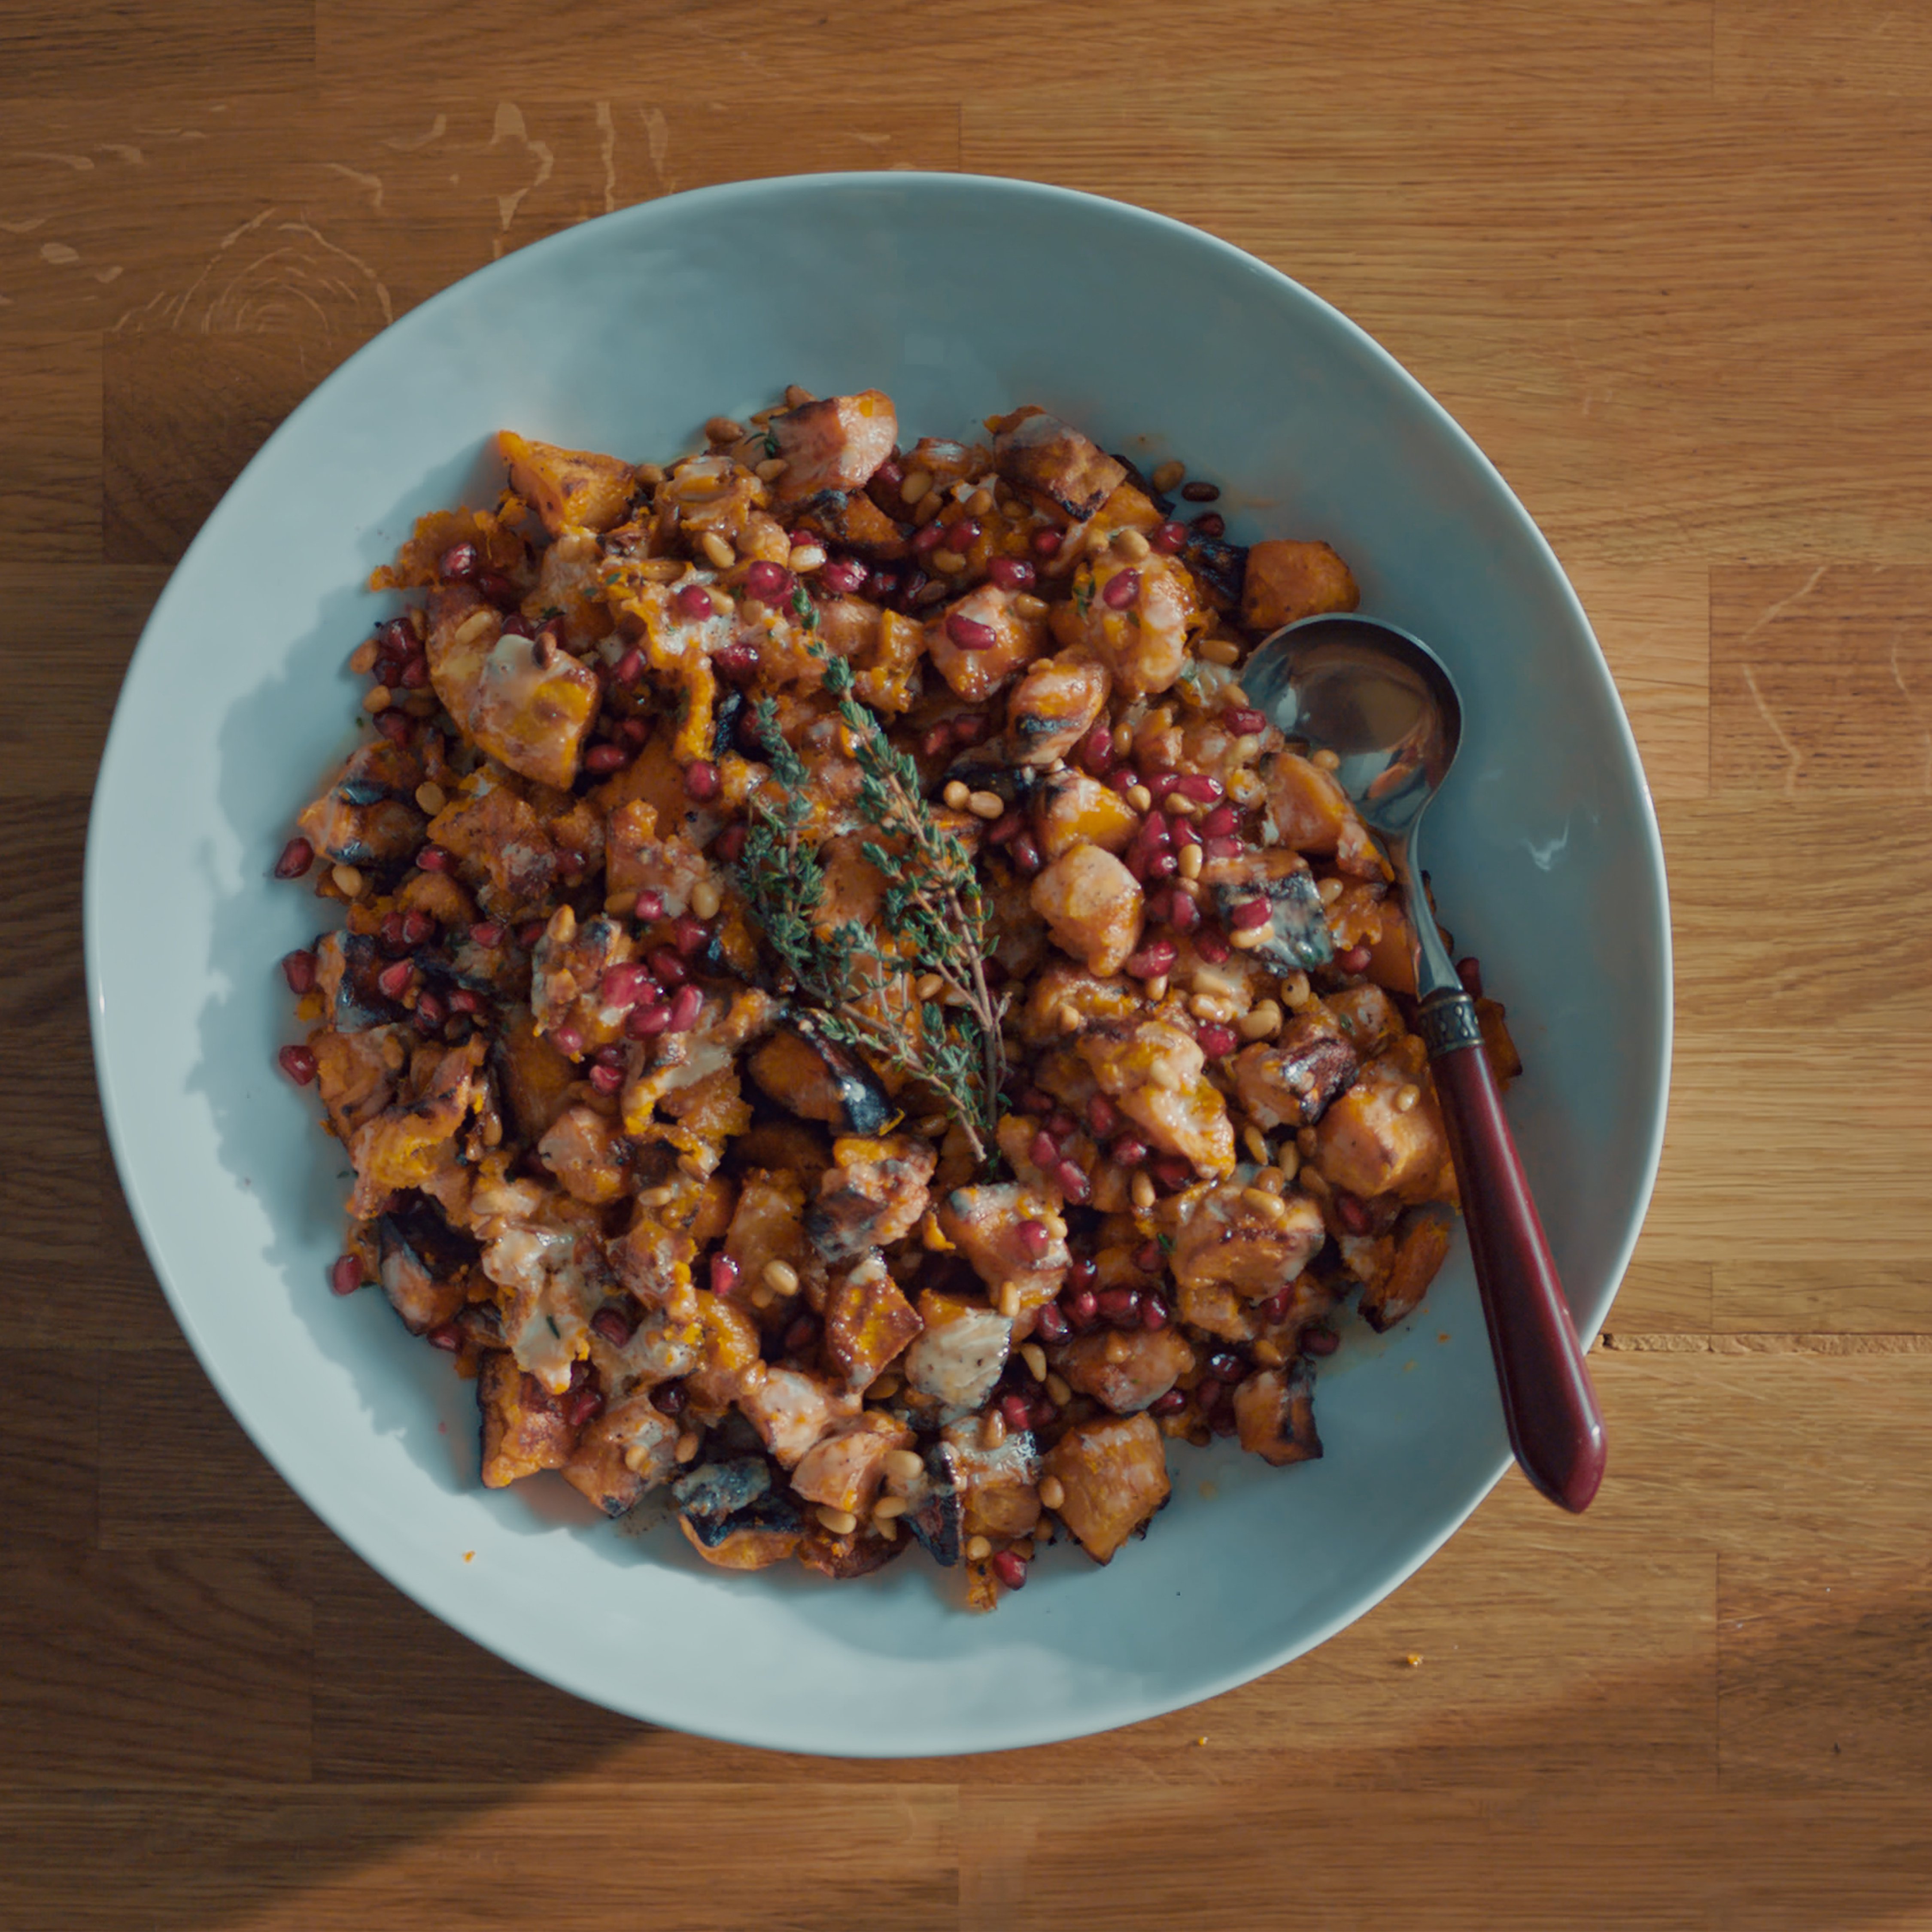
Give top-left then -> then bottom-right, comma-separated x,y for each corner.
1244,612 -> 1609,1514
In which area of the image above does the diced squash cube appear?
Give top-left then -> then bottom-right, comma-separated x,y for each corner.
1239,538 -> 1359,633
1043,1413 -> 1171,1564
1030,841 -> 1143,978
497,429 -> 636,536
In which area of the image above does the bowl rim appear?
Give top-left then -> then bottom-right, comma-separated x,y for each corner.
84,168 -> 1674,1756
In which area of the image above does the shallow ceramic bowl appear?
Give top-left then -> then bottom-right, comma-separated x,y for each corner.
85,172 -> 1671,1756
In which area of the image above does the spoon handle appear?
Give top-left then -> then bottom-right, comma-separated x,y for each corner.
1417,990 -> 1608,1513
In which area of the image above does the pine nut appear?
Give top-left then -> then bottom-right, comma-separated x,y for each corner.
1144,974 -> 1170,1002
687,880 -> 721,921
414,780 -> 447,815
1282,971 -> 1312,1008
899,469 -> 934,504
1104,1331 -> 1132,1364
699,531 -> 735,571
1178,845 -> 1203,879
754,456 -> 789,482
1230,925 -> 1271,950
1114,723 -> 1136,755
635,462 -> 666,485
1242,1185 -> 1282,1216
816,1506 -> 858,1535
1242,1126 -> 1270,1166
1318,877 -> 1344,906
967,790 -> 1005,820
1396,1084 -> 1422,1115
708,585 -> 732,615
1113,528 -> 1151,559
966,1535 -> 993,1562
1312,747 -> 1342,771
914,972 -> 945,1001
763,1259 -> 800,1295
1039,1474 -> 1067,1511
943,780 -> 971,810
873,1495 -> 908,1520
362,684 -> 392,713
349,638 -> 379,675
1300,1166 -> 1330,1197
1021,1342 -> 1048,1382
876,1513 -> 899,1540
1190,993 -> 1236,1023
790,544 -> 826,571
1256,1167 -> 1288,1195
869,1373 -> 902,1400
966,487 -> 996,517
1238,1000 -> 1283,1041
996,1280 -> 1021,1319
1131,1171 -> 1157,1212
1127,784 -> 1154,812
783,384 -> 816,407
1278,1145 -> 1301,1181
331,863 -> 366,898
981,1409 -> 1007,1449
1057,1003 -> 1082,1033
1151,459 -> 1186,493
1200,637 -> 1241,666
1014,592 -> 1049,620
674,1431 -> 701,1463
883,1449 -> 925,1482
931,549 -> 967,574
1045,1373 -> 1072,1405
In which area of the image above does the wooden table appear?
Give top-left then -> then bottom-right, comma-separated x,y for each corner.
5,5 -> 1930,1925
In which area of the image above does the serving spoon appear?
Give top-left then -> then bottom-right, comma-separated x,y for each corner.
1240,613 -> 1607,1513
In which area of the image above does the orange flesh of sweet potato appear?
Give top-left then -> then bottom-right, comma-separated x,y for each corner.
1044,1413 -> 1170,1564
496,430 -> 636,536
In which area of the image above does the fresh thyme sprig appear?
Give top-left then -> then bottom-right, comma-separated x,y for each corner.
732,650 -> 1007,1166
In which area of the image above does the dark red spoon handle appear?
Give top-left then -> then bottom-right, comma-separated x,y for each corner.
1418,990 -> 1607,1513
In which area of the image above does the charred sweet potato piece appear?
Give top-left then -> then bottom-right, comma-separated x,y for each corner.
763,389 -> 897,503
1233,1363 -> 1323,1467
1050,552 -> 1201,698
936,1182 -> 1070,1309
1006,653 -> 1111,769
492,1005 -> 580,1142
1198,848 -> 1334,974
1360,1214 -> 1452,1332
1055,1326 -> 1195,1415
938,1421 -> 1042,1540
1228,1012 -> 1359,1131
312,1025 -> 401,1139
673,1458 -> 804,1570
1315,1047 -> 1452,1205
902,1291 -> 1012,1413
496,430 -> 636,535
747,1021 -> 894,1133
1240,538 -> 1359,633
1030,768 -> 1138,859
808,1136 -> 937,1264
1044,1413 -> 1171,1564
426,593 -> 598,790
795,1524 -> 908,1578
478,1352 -> 577,1487
562,1388 -> 679,1516
924,583 -> 1050,702
739,1366 -> 859,1468
791,1411 -> 914,1517
537,1103 -> 629,1206
377,1194 -> 477,1335
993,407 -> 1127,522
1165,1181 -> 1327,1299
1079,1021 -> 1236,1179
1261,750 -> 1357,857
723,1170 -> 810,1300
297,738 -> 425,869
823,1257 -> 924,1391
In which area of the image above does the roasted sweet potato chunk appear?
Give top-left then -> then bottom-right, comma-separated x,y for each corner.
1240,538 -> 1359,633
1055,1326 -> 1195,1416
1030,841 -> 1143,978
1044,1413 -> 1171,1564
478,1352 -> 577,1488
1233,1363 -> 1323,1467
1360,1214 -> 1452,1332
497,430 -> 636,535
823,1257 -> 924,1392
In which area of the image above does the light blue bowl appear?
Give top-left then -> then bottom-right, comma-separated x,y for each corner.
85,173 -> 1670,1756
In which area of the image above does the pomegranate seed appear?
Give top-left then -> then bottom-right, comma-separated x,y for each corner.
278,1043 -> 317,1084
711,1253 -> 741,1297
438,542 -> 480,582
498,613 -> 534,639
714,640 -> 759,683
1097,1286 -> 1139,1324
329,1254 -> 363,1296
628,1001 -> 673,1038
447,988 -> 480,1014
1019,1219 -> 1051,1260
648,946 -> 688,985
1191,510 -> 1227,537
1145,851 -> 1177,882
952,519 -> 984,551
1109,1135 -> 1148,1167
987,555 -> 1036,591
986,808 -> 1025,845
588,1061 -> 624,1096
946,613 -> 998,652
912,521 -> 947,556
613,647 -> 645,685
600,963 -> 655,1009
712,822 -> 747,864
991,1548 -> 1028,1590
1174,773 -> 1223,804
1196,931 -> 1232,965
1146,773 -> 1181,805
1261,1288 -> 1294,1324
583,743 -> 626,775
517,920 -> 547,947
656,1381 -> 688,1415
427,1321 -> 462,1352
416,990 -> 447,1028
674,583 -> 715,622
1340,945 -> 1373,975
1197,1023 -> 1237,1058
867,567 -> 902,602
591,1306 -> 635,1345
1336,1191 -> 1371,1235
1131,1242 -> 1162,1273
1033,1303 -> 1069,1342
1208,1351 -> 1246,1382
280,948 -> 317,994
1149,1388 -> 1187,1416
784,1315 -> 819,1354
615,719 -> 649,750
376,960 -> 412,1000
465,922 -> 502,949
378,909 -> 408,954
684,759 -> 721,801
376,711 -> 413,744
1142,1297 -> 1171,1331
1030,1130 -> 1060,1171
1101,569 -> 1141,610
1151,520 -> 1188,553
917,724 -> 952,759
1182,480 -> 1221,503
744,559 -> 794,602
1166,893 -> 1201,935
1046,1109 -> 1078,1139
1151,1154 -> 1194,1191
873,458 -> 905,493
1086,1095 -> 1120,1138
1107,765 -> 1144,797
379,616 -> 417,656
1170,815 -> 1201,850
1031,528 -> 1063,557
1078,724 -> 1114,774
272,836 -> 314,880
672,915 -> 710,958
400,657 -> 431,689
1304,1327 -> 1341,1358
552,1023 -> 584,1057
1124,939 -> 1177,979
565,1388 -> 605,1429
633,890 -> 666,923
1203,835 -> 1242,860
477,570 -> 520,609
416,845 -> 453,872
1018,1084 -> 1056,1115
1055,1159 -> 1091,1203
995,1395 -> 1031,1437
1457,956 -> 1485,998
1224,708 -> 1267,736
820,555 -> 869,595
1068,1256 -> 1098,1289
402,909 -> 436,948
667,984 -> 705,1032
1200,803 -> 1239,837
1009,832 -> 1044,876
1065,1288 -> 1099,1327
1229,898 -> 1273,932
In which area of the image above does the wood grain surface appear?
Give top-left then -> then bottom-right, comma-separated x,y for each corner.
3,4 -> 1929,1926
